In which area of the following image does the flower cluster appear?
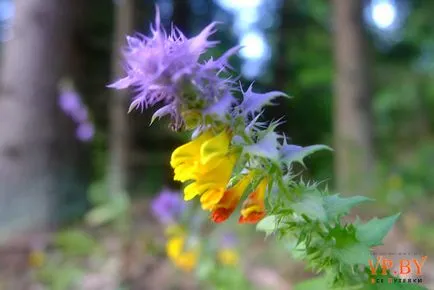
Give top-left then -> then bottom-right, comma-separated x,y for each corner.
217,233 -> 239,266
150,188 -> 199,272
166,229 -> 200,272
151,188 -> 241,273
111,6 -> 404,289
58,85 -> 94,142
110,7 -> 303,225
170,129 -> 267,223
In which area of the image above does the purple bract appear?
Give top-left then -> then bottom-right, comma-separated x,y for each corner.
108,6 -> 240,129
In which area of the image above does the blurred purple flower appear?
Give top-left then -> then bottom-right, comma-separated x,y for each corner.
59,90 -> 82,116
108,6 -> 240,129
58,87 -> 95,143
71,107 -> 89,123
76,122 -> 94,142
221,233 -> 237,248
151,188 -> 185,224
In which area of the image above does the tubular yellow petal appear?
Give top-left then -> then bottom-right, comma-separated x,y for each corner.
210,172 -> 254,223
200,187 -> 225,210
200,130 -> 231,165
170,128 -> 241,217
173,162 -> 198,182
183,181 -> 216,200
238,178 -> 268,224
170,130 -> 213,168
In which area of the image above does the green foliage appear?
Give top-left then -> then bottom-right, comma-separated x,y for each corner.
37,263 -> 84,290
258,182 -> 405,289
355,214 -> 401,247
294,274 -> 428,290
54,229 -> 99,257
256,215 -> 282,238
294,276 -> 332,290
88,180 -> 110,205
410,223 -> 434,252
85,179 -> 132,233
323,195 -> 373,221
196,258 -> 253,290
86,190 -> 130,227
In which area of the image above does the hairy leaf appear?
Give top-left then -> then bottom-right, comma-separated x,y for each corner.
356,214 -> 400,247
324,195 -> 373,220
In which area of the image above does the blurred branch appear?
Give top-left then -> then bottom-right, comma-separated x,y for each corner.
332,0 -> 374,195
108,0 -> 134,196
0,0 -> 76,238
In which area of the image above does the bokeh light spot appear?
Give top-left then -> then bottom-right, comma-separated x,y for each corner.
239,31 -> 267,60
372,0 -> 396,29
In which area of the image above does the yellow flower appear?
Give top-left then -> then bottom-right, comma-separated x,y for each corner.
28,250 -> 45,268
218,248 -> 239,266
166,235 -> 199,272
171,129 -> 238,210
171,130 -> 214,182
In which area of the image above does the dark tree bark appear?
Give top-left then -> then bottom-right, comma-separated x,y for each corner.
332,0 -> 374,195
108,0 -> 134,196
0,0 -> 75,240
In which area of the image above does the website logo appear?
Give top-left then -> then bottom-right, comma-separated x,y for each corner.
369,253 -> 427,285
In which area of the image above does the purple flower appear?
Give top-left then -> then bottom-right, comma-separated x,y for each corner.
58,87 -> 95,143
108,6 -> 240,129
58,88 -> 88,123
76,122 -> 94,142
59,90 -> 82,116
221,233 -> 237,248
71,107 -> 89,123
151,188 -> 185,224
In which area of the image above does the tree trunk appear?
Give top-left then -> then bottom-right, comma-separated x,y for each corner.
332,0 -> 374,195
108,0 -> 134,196
0,0 -> 74,240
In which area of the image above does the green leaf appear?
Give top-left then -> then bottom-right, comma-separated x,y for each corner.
86,204 -> 120,226
324,195 -> 373,220
85,191 -> 130,227
54,229 -> 97,256
256,215 -> 281,237
88,180 -> 109,205
196,257 -> 215,281
334,242 -> 373,266
51,266 -> 83,290
292,193 -> 327,221
356,214 -> 400,247
286,240 -> 307,260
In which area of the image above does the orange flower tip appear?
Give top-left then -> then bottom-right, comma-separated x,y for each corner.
211,208 -> 232,223
238,212 -> 266,224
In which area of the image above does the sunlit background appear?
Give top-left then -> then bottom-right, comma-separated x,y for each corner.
0,0 -> 434,289
0,0 -> 408,76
